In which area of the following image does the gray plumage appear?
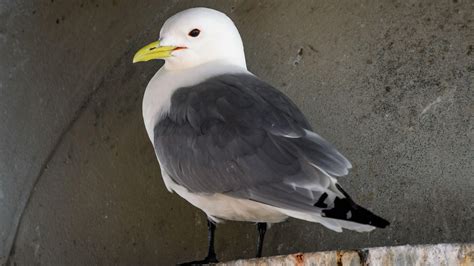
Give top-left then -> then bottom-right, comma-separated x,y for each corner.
153,74 -> 389,228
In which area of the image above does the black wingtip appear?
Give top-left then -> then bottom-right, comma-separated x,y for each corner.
362,207 -> 390,228
322,197 -> 390,228
322,184 -> 390,228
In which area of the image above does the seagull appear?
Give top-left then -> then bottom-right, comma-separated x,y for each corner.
133,7 -> 389,264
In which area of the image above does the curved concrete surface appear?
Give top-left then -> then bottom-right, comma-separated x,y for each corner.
1,0 -> 472,265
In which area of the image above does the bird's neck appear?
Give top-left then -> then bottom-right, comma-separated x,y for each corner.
163,57 -> 247,72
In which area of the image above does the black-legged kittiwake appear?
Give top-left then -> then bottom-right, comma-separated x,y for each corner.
133,7 -> 389,264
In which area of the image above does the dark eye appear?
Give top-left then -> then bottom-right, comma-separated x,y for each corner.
188,29 -> 200,37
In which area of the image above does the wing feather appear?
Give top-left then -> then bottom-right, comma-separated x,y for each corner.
154,73 -> 351,211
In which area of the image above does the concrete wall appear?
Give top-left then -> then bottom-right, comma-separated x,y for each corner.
1,0 -> 472,265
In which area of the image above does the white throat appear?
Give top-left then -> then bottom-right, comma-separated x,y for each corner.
142,60 -> 250,143
162,44 -> 247,71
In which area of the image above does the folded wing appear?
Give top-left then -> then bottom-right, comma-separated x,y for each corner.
153,74 -> 388,230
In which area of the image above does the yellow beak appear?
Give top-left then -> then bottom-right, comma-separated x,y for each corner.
132,41 -> 177,63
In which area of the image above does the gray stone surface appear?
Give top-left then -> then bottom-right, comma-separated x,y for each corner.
1,0 -> 472,265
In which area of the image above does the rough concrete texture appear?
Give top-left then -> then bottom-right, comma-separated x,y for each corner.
0,0 -> 472,265
223,243 -> 474,266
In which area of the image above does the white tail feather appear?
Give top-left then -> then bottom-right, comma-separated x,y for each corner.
277,208 -> 376,233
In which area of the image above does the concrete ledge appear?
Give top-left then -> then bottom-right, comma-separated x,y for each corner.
220,243 -> 473,265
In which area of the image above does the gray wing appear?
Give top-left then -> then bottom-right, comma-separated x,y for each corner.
154,74 -> 352,211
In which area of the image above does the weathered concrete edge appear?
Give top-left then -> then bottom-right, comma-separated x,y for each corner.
219,243 -> 473,265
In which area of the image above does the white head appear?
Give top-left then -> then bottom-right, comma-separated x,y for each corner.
133,8 -> 246,71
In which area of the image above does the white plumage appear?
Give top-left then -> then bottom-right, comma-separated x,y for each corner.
135,7 -> 388,263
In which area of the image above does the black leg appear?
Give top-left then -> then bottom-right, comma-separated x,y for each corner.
179,218 -> 218,265
256,222 -> 267,258
205,219 -> 218,262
